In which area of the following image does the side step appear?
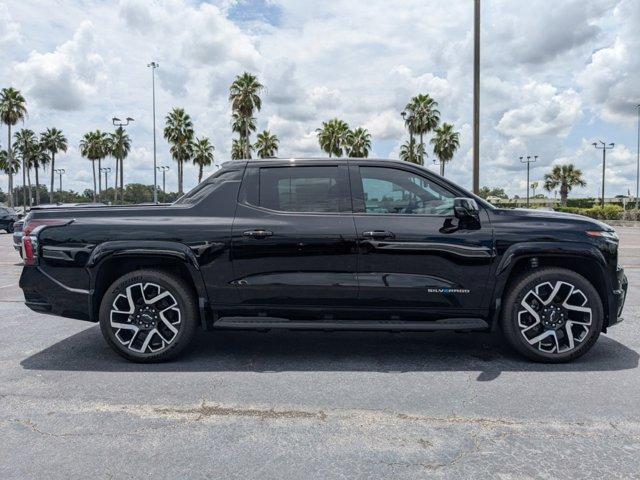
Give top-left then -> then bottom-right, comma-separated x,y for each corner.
213,317 -> 489,331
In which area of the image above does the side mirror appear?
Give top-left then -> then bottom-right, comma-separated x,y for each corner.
453,197 -> 480,222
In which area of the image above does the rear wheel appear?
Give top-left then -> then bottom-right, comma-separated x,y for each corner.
99,269 -> 198,362
501,267 -> 603,363
5,222 -> 14,233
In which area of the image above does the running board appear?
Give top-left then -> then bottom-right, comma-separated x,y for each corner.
213,317 -> 489,331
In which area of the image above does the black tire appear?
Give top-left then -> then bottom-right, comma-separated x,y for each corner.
6,222 -> 14,234
501,267 -> 603,363
99,269 -> 198,362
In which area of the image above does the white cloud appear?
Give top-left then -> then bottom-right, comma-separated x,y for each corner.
364,110 -> 404,140
0,3 -> 21,46
578,0 -> 640,123
0,0 -> 637,199
14,20 -> 106,111
496,83 -> 582,138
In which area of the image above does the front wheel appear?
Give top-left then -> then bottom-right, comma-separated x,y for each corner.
6,222 -> 14,233
501,267 -> 603,363
99,269 -> 198,362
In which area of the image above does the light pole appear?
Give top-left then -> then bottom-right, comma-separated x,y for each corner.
54,169 -> 65,202
519,155 -> 537,207
148,61 -> 159,203
112,116 -> 134,204
636,103 -> 640,210
472,0 -> 481,194
156,165 -> 170,202
100,167 -> 111,192
593,141 -> 615,207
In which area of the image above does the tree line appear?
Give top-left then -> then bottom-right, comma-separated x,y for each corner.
1,74 -> 590,208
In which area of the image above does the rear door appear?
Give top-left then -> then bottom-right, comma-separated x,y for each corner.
231,162 -> 358,309
350,162 -> 494,315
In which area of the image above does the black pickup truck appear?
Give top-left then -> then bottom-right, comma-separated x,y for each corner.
18,158 -> 627,363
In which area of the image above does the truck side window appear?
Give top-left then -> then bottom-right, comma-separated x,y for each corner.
359,166 -> 455,215
175,170 -> 243,205
258,166 -> 350,213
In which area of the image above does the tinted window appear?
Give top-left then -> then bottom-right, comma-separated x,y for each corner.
259,166 -> 348,213
175,169 -> 243,205
360,166 -> 455,215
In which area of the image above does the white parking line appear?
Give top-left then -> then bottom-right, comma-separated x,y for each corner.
0,284 -> 16,289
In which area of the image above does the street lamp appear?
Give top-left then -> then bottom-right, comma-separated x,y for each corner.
112,117 -> 134,127
636,104 -> 639,210
519,155 -> 537,208
593,141 -> 615,207
100,167 -> 111,192
156,165 -> 170,202
54,169 -> 65,201
472,0 -> 481,194
148,61 -> 159,203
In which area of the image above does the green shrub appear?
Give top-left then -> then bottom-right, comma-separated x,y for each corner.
554,206 -> 581,214
554,205 -> 623,220
566,198 -> 596,208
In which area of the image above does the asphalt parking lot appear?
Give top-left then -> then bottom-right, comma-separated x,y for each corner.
1,229 -> 639,479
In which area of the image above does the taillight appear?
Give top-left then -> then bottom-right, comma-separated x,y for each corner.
21,218 -> 72,266
22,236 -> 36,265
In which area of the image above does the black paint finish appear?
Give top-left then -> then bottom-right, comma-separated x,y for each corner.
18,158 -> 626,331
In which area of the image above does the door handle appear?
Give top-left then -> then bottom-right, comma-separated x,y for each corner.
362,230 -> 395,239
243,229 -> 273,238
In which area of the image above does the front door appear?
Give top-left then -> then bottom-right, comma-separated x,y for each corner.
231,162 -> 358,309
350,163 -> 494,316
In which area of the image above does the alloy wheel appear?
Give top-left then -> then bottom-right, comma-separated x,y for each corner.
109,282 -> 182,354
517,280 -> 592,354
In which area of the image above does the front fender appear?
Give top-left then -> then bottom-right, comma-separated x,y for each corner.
495,241 -> 607,276
490,241 -> 611,328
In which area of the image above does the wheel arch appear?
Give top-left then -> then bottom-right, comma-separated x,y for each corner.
491,242 -> 612,330
87,241 -> 210,327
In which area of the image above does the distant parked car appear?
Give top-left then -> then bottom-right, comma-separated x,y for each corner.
0,206 -> 19,233
12,219 -> 24,257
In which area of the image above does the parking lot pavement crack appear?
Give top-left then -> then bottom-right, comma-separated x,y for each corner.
153,400 -> 328,422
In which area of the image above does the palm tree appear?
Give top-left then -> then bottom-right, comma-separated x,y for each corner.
430,123 -> 460,176
255,130 -> 279,158
399,138 -> 425,165
531,181 -> 539,197
543,164 -> 586,206
316,118 -> 350,157
163,107 -> 194,194
0,149 -> 20,178
0,148 -> 20,202
404,94 -> 440,165
345,127 -> 371,158
0,88 -> 27,207
232,138 -> 249,160
229,72 -> 263,158
109,127 -> 131,203
79,130 -> 110,202
41,128 -> 68,204
231,112 -> 257,137
192,137 -> 214,183
13,129 -> 38,207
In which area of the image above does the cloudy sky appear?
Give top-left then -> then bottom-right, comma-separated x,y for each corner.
1,0 -> 639,197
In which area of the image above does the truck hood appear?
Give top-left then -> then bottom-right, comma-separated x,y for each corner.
491,208 -> 614,231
